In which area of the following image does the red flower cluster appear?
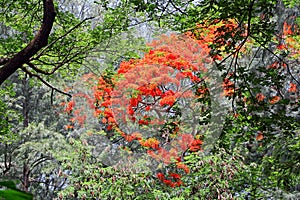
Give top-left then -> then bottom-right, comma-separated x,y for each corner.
222,78 -> 235,97
140,138 -> 160,149
289,83 -> 297,93
156,172 -> 183,187
189,139 -> 203,152
62,27 -> 226,188
256,93 -> 266,102
64,101 -> 75,113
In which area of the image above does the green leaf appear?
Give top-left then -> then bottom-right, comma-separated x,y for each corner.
0,181 -> 33,200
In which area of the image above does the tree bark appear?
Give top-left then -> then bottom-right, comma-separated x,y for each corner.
0,0 -> 56,85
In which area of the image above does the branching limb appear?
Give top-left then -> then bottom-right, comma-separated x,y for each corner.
27,49 -> 84,75
169,0 -> 186,15
251,36 -> 300,86
31,156 -> 53,171
20,66 -> 71,98
33,16 -> 95,61
0,0 -> 56,85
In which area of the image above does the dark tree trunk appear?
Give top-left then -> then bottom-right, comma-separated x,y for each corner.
0,0 -> 56,85
22,75 -> 30,128
22,163 -> 30,192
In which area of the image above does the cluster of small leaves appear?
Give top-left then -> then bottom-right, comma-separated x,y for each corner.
56,131 -> 157,200
217,17 -> 300,199
0,180 -> 33,200
0,83 -> 20,144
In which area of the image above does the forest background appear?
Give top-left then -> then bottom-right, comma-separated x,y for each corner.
0,0 -> 299,199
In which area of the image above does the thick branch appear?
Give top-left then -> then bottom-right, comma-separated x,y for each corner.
0,0 -> 56,85
0,57 -> 10,66
33,16 -> 94,60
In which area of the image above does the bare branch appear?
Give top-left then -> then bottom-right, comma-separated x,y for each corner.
31,156 -> 53,170
169,0 -> 187,15
27,49 -> 84,75
21,66 -> 72,98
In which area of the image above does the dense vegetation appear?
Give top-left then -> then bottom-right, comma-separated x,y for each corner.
0,0 -> 299,199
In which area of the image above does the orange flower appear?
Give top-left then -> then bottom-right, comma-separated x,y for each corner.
277,44 -> 287,50
189,139 -> 203,152
107,117 -> 116,123
256,131 -> 264,141
101,118 -> 107,123
223,88 -> 235,97
65,124 -> 74,130
256,93 -> 265,102
283,22 -> 293,35
197,87 -> 208,95
64,101 -> 75,113
138,119 -> 149,125
233,113 -> 239,118
222,78 -> 235,97
169,172 -> 181,179
268,61 -> 279,69
163,179 -> 175,187
104,108 -> 113,118
269,96 -> 280,104
212,54 -> 223,60
100,100 -> 111,107
94,109 -> 102,117
288,83 -> 297,93
60,101 -> 66,107
123,134 -> 135,142
107,125 -> 113,131
157,173 -> 165,181
159,95 -> 176,106
175,180 -> 183,187
131,132 -> 142,140
140,138 -> 160,149
176,162 -> 190,174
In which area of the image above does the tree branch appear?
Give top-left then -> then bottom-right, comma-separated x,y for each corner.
169,0 -> 187,15
0,0 -> 56,85
31,156 -> 53,171
0,57 -> 10,66
32,16 -> 94,61
27,50 -> 84,75
21,66 -> 71,98
251,36 -> 300,86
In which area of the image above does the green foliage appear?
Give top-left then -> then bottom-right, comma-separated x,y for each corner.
283,0 -> 300,8
0,181 -> 33,200
55,131 -> 152,199
176,149 -> 247,199
1,0 -> 300,199
0,84 -> 20,143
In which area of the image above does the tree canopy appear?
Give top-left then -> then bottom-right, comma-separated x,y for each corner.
0,0 -> 299,199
